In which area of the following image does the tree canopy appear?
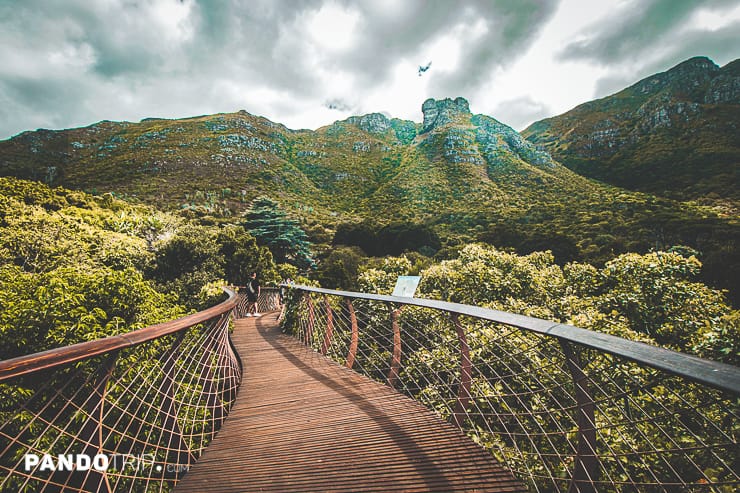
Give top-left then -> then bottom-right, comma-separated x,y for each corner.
243,196 -> 315,271
0,178 -> 279,358
359,244 -> 739,364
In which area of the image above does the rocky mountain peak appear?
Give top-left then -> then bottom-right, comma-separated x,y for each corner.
706,59 -> 740,104
633,56 -> 720,96
345,113 -> 391,134
670,56 -> 719,75
421,97 -> 471,132
522,55 -> 739,204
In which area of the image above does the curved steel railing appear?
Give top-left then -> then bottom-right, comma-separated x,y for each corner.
283,285 -> 740,493
0,288 -> 279,493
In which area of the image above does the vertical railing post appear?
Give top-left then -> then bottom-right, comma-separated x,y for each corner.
277,289 -> 287,323
560,340 -> 599,493
157,332 -> 196,478
321,296 -> 334,355
235,292 -> 248,319
451,313 -> 472,429
387,305 -> 403,388
305,293 -> 315,347
345,298 -> 359,369
56,352 -> 118,493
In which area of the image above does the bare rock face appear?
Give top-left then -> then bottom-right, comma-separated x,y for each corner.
345,113 -> 391,134
704,59 -> 740,104
422,97 -> 471,132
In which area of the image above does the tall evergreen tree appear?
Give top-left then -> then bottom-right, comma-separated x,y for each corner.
242,197 -> 315,270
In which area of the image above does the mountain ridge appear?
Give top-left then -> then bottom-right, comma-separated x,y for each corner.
1,76 -> 738,303
522,56 -> 739,207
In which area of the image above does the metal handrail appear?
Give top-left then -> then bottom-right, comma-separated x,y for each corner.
0,289 -> 238,382
289,285 -> 740,395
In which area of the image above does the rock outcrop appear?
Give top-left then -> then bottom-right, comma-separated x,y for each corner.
345,113 -> 391,134
422,97 -> 471,132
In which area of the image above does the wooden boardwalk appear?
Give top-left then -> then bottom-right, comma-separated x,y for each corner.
175,313 -> 526,492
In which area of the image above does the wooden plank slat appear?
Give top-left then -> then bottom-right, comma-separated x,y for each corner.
175,313 -> 527,493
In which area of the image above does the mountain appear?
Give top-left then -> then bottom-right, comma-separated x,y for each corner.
0,96 -> 607,226
1,96 -> 738,304
522,56 -> 740,210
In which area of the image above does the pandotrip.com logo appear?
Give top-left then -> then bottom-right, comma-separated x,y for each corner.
23,453 -> 189,475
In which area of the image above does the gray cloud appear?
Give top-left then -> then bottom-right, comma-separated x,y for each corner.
0,0 -> 737,140
592,17 -> 740,99
332,1 -> 464,81
190,0 -> 330,93
559,0 -> 739,65
592,74 -> 638,100
325,98 -> 353,112
488,96 -> 552,131
428,0 -> 558,96
0,0 -> 329,137
334,1 -> 559,96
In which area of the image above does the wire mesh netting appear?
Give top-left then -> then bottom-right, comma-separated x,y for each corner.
283,289 -> 740,493
0,305 -> 246,492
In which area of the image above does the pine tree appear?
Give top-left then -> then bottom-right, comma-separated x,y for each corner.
242,197 -> 315,270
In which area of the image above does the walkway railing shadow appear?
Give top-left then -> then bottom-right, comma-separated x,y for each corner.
282,285 -> 740,493
0,288 -> 279,493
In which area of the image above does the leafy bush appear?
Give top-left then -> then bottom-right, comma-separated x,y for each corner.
0,264 -> 185,359
0,178 -> 278,356
360,244 -> 738,363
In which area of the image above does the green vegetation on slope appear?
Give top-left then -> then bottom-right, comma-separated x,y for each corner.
0,177 -> 278,360
523,56 -> 739,208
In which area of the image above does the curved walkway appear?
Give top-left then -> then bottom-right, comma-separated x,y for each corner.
175,312 -> 526,492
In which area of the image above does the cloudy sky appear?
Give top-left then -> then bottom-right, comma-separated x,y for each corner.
1,0 -> 739,140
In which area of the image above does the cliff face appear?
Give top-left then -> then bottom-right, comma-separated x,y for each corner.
522,56 -> 740,205
421,97 -> 471,131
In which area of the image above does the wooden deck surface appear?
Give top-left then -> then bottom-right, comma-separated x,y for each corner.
175,312 -> 526,492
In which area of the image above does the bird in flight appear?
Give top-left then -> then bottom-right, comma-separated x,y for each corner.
418,61 -> 432,76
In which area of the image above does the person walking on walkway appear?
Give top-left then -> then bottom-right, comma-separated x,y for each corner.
245,272 -> 261,317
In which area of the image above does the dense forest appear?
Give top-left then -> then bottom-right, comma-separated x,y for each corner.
0,177 -> 280,360
0,177 -> 736,367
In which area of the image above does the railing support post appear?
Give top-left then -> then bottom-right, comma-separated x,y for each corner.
56,352 -> 118,493
321,296 -> 334,355
278,292 -> 287,323
157,332 -> 196,478
560,340 -> 599,493
387,306 -> 404,388
236,292 -> 248,319
305,293 -> 315,347
451,313 -> 472,429
345,299 -> 359,369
